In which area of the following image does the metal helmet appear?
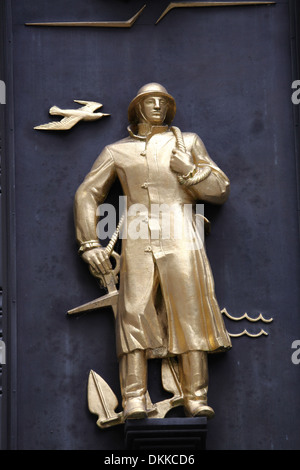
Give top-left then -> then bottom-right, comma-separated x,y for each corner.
128,83 -> 176,125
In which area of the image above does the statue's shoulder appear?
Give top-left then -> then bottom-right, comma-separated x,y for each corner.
172,127 -> 198,138
106,135 -> 135,152
182,131 -> 198,140
171,128 -> 200,147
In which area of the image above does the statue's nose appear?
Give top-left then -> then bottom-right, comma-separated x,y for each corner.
154,98 -> 161,109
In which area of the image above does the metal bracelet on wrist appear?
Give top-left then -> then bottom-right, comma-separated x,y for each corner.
78,240 -> 101,255
178,166 -> 212,187
181,165 -> 197,180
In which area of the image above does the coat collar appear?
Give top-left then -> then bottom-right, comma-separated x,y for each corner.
127,123 -> 169,141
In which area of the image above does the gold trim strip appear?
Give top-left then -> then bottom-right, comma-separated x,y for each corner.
156,1 -> 276,24
26,4 -> 146,28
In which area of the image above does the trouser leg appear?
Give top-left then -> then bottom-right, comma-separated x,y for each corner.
119,349 -> 148,419
178,351 -> 215,419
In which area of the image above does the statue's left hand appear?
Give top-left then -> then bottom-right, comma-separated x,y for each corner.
170,148 -> 195,176
82,247 -> 112,276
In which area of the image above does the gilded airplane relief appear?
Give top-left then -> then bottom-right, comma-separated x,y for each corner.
34,100 -> 110,131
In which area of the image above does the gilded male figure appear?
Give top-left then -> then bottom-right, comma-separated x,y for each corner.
74,83 -> 232,420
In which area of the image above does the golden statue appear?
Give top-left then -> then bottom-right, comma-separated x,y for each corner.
73,83 -> 232,424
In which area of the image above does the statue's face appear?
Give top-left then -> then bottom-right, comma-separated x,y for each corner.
139,95 -> 168,125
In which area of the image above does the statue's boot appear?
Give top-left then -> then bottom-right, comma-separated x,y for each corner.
119,350 -> 148,420
178,351 -> 215,419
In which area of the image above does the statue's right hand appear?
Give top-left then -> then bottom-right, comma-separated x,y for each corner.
81,247 -> 112,276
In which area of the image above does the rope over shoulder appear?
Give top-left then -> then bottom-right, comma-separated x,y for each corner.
170,126 -> 212,186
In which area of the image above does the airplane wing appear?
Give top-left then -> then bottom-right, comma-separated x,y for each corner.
74,100 -> 103,113
34,115 -> 82,130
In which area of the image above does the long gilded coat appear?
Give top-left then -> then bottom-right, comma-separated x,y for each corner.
75,125 -> 232,358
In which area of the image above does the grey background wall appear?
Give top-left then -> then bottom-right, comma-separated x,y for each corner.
1,0 -> 300,450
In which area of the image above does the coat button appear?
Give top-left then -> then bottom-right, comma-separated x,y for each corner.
140,151 -> 146,156
141,182 -> 149,189
144,246 -> 152,253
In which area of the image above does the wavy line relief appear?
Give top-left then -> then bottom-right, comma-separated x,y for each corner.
228,329 -> 269,339
221,308 -> 273,339
221,308 -> 273,323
